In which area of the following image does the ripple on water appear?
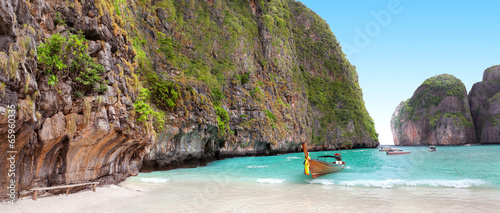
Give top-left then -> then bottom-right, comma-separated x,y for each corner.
246,165 -> 269,168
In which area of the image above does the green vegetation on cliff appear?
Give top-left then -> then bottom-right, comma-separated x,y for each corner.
37,32 -> 107,94
290,1 -> 378,142
134,88 -> 166,131
116,0 -> 378,145
406,74 -> 466,118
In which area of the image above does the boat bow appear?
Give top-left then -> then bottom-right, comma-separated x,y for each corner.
301,142 -> 345,178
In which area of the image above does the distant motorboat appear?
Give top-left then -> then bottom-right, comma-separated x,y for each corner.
428,146 -> 437,152
465,144 -> 471,146
386,149 -> 411,155
379,146 -> 393,151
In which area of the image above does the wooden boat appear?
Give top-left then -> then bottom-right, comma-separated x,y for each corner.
301,142 -> 345,179
386,149 -> 411,155
428,146 -> 437,152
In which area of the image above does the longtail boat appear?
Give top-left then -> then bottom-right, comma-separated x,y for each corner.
301,142 -> 345,179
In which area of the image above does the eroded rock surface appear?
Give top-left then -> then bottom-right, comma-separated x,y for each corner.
0,0 -> 151,200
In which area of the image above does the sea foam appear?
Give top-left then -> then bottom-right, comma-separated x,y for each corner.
257,178 -> 286,184
287,156 -> 302,161
306,179 -> 335,185
246,165 -> 269,168
308,179 -> 486,188
140,177 -> 170,183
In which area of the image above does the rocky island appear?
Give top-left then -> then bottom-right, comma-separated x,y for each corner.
391,74 -> 475,146
469,65 -> 500,143
392,66 -> 500,146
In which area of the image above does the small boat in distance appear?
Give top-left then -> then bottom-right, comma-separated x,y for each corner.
379,146 -> 393,151
428,146 -> 437,152
386,149 -> 411,155
301,142 -> 345,179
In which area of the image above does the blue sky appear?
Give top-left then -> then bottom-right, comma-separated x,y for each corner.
299,0 -> 500,144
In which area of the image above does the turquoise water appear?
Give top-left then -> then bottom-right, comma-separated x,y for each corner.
129,145 -> 500,189
114,145 -> 500,212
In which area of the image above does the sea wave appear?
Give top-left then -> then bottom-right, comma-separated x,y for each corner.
307,179 -> 486,188
287,156 -> 302,161
257,178 -> 286,184
306,179 -> 335,185
140,177 -> 170,183
246,165 -> 269,168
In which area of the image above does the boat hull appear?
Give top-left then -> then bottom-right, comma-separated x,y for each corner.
309,159 -> 345,178
386,151 -> 411,155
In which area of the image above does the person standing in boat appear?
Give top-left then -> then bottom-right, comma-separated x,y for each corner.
334,153 -> 344,165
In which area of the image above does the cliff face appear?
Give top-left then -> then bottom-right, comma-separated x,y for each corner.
0,0 -> 153,200
0,0 -> 377,199
142,0 -> 378,170
391,74 -> 475,145
469,65 -> 500,143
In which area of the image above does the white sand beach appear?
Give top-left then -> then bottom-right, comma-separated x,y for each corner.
0,185 -> 143,213
3,180 -> 499,213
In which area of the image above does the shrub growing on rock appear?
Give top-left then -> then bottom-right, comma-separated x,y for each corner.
37,32 -> 107,94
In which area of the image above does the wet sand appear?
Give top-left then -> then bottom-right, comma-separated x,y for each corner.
120,180 -> 500,213
2,181 -> 499,212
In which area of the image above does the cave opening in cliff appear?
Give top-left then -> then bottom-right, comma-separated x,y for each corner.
48,137 -> 69,186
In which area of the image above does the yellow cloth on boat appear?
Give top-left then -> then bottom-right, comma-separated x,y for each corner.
304,156 -> 311,175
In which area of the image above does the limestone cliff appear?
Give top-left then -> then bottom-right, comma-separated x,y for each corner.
391,74 -> 475,145
469,65 -> 500,143
0,0 -> 378,200
142,0 -> 379,171
0,0 -> 153,200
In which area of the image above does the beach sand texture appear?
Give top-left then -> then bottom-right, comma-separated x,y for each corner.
2,182 -> 499,213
